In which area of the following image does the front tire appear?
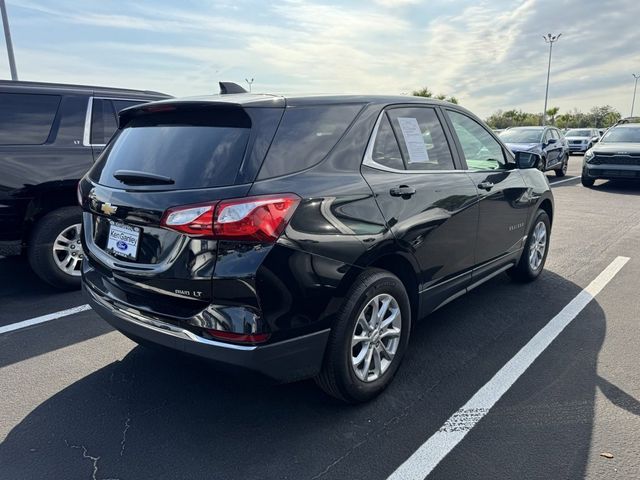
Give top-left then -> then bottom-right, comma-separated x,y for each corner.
508,210 -> 550,283
28,206 -> 83,290
581,173 -> 595,187
537,156 -> 547,172
315,269 -> 411,403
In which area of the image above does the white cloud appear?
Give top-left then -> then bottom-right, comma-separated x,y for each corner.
372,0 -> 420,7
5,0 -> 640,118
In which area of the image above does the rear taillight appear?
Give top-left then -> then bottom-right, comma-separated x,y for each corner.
161,204 -> 215,236
160,194 -> 300,242
214,194 -> 300,242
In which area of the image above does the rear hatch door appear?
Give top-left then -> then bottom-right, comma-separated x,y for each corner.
82,101 -> 283,313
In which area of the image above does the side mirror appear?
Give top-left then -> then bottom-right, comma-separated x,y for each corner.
593,138 -> 599,143
547,138 -> 557,145
514,151 -> 541,169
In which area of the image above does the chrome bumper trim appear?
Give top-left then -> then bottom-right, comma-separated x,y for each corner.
85,283 -> 256,351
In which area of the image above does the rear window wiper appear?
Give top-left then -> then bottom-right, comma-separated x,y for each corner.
113,170 -> 175,185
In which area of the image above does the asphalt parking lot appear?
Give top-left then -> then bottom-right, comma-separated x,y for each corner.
1,155 -> 639,480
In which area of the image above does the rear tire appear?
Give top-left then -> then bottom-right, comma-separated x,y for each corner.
508,210 -> 550,283
315,269 -> 411,403
28,206 -> 83,290
554,154 -> 568,177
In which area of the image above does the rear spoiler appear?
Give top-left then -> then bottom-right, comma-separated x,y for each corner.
117,83 -> 283,128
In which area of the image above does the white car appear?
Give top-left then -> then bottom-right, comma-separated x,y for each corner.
565,128 -> 600,154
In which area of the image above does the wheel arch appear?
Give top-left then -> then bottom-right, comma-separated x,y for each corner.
22,181 -> 80,244
367,253 -> 420,325
538,197 -> 553,225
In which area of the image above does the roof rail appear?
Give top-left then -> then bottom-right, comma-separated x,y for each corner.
613,116 -> 640,127
219,82 -> 248,94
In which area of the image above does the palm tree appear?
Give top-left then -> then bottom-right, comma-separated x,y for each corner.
546,106 -> 560,125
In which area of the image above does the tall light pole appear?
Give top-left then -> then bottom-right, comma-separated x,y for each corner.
542,33 -> 561,126
631,73 -> 640,117
0,0 -> 18,80
245,77 -> 254,92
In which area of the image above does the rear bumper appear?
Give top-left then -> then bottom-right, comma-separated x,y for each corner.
584,164 -> 640,180
84,281 -> 330,383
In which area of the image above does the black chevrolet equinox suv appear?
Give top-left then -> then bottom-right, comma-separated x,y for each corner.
0,80 -> 169,288
80,89 -> 553,402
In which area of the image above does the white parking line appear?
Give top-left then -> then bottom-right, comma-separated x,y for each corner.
0,304 -> 91,335
388,256 -> 630,480
550,176 -> 580,186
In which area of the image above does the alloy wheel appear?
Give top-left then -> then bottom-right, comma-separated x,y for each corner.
351,293 -> 402,382
528,221 -> 547,271
52,223 -> 83,276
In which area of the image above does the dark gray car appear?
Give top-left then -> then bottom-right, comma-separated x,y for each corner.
499,126 -> 569,176
582,123 -> 640,187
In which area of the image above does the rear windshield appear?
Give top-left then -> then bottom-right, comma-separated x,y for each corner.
90,109 -> 251,190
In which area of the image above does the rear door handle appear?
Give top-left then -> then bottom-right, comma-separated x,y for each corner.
390,185 -> 416,198
477,181 -> 494,191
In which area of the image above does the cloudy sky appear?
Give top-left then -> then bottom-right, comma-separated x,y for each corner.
1,0 -> 639,118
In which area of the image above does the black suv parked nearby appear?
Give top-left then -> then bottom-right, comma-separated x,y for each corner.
0,81 -> 169,288
80,89 -> 553,402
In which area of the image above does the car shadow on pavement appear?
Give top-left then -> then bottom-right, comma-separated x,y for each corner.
0,256 -> 85,321
0,270 -> 613,480
0,256 -> 110,369
592,179 -> 640,196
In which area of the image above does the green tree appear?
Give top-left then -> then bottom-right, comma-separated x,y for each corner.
412,87 -> 433,98
486,105 -> 621,129
412,87 -> 459,104
546,106 -> 560,125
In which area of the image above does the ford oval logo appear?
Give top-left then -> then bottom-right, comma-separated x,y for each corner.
116,241 -> 128,251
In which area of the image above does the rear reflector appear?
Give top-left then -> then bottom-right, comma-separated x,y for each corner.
205,329 -> 270,344
160,194 -> 300,242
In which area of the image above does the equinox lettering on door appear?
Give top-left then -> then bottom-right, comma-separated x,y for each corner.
509,222 -> 525,231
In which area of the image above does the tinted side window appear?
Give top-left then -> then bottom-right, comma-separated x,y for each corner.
90,99 -> 117,145
0,93 -> 60,145
551,129 -> 560,140
258,104 -> 362,179
448,110 -> 506,170
387,107 -> 454,170
371,115 -> 404,170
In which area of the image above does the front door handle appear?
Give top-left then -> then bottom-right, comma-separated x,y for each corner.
477,181 -> 494,191
390,185 -> 416,198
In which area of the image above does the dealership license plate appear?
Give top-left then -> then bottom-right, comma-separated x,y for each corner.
106,221 -> 141,260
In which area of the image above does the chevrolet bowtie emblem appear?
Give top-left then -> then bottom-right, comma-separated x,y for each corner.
100,202 -> 118,216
